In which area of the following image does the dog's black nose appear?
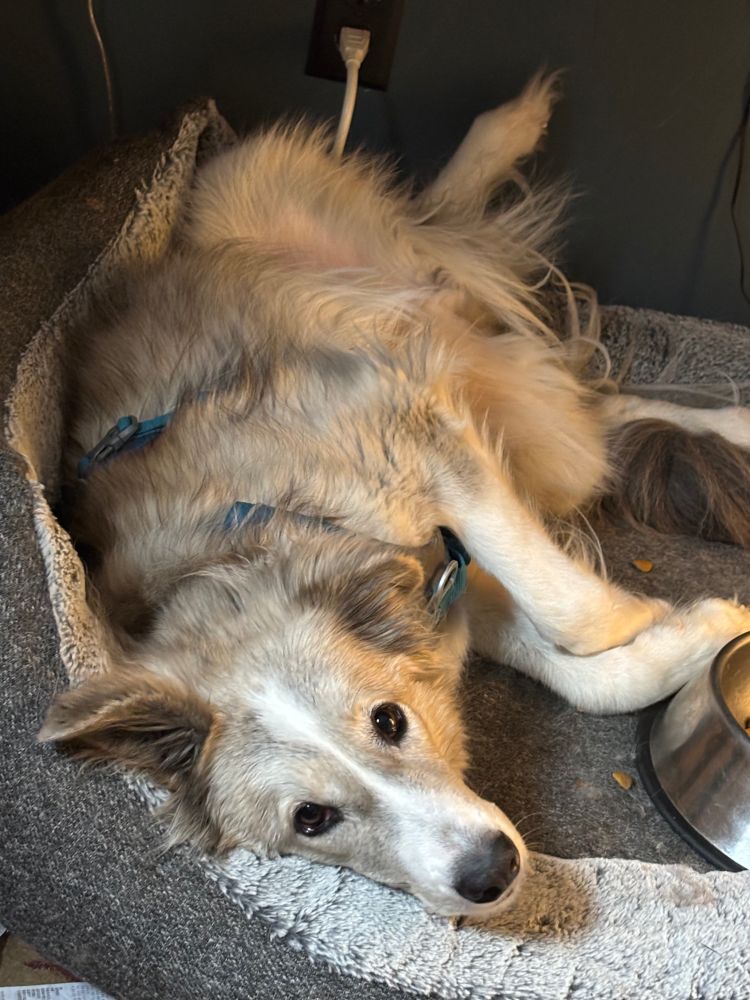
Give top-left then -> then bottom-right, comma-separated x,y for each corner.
453,833 -> 520,904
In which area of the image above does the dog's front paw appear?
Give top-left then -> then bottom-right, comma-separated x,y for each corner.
552,592 -> 671,657
624,596 -> 750,702
674,596 -> 750,642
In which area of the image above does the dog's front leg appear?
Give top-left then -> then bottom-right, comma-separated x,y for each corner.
434,441 -> 667,656
464,566 -> 750,712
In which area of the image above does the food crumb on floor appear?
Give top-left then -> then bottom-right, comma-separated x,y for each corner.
612,770 -> 634,790
632,558 -> 654,573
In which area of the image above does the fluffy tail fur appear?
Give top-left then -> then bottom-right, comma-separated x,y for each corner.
600,418 -> 750,548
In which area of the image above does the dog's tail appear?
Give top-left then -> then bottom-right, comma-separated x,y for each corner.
598,418 -> 750,548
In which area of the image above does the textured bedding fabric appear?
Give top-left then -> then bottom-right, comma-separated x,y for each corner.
2,103 -> 750,1000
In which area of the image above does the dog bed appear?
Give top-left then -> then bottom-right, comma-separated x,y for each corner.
2,101 -> 750,1000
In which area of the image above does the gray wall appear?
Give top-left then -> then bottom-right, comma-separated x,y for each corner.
3,0 -> 749,325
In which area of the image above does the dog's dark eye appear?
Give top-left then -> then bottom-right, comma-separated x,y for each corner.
294,802 -> 341,837
372,703 -> 407,744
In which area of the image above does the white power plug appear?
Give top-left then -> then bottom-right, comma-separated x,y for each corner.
332,26 -> 371,158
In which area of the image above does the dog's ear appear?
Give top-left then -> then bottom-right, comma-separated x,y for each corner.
336,554 -> 437,656
38,668 -> 218,791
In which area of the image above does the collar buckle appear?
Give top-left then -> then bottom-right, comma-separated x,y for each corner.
426,558 -> 460,620
425,527 -> 471,621
78,415 -> 139,478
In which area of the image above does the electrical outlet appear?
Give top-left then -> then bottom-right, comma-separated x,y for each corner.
306,0 -> 404,91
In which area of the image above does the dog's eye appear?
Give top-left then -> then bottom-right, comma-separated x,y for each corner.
294,802 -> 341,837
372,703 -> 407,744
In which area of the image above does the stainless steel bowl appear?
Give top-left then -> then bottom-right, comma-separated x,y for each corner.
646,632 -> 750,869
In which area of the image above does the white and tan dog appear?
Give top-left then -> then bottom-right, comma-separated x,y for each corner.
41,75 -> 750,918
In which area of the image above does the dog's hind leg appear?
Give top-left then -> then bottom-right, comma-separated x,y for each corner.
422,72 -> 560,215
603,394 -> 750,449
443,332 -> 610,516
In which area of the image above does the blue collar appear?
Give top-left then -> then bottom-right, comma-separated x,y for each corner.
78,408 -> 471,620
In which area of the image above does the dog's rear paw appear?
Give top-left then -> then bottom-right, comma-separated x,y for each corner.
515,70 -> 563,133
470,71 -> 562,166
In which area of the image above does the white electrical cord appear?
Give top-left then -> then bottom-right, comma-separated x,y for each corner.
86,0 -> 117,138
332,27 -> 370,158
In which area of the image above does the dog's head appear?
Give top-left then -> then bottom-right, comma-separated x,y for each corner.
40,531 -> 526,917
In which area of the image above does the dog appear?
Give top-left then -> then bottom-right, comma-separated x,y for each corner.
40,74 -> 750,919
